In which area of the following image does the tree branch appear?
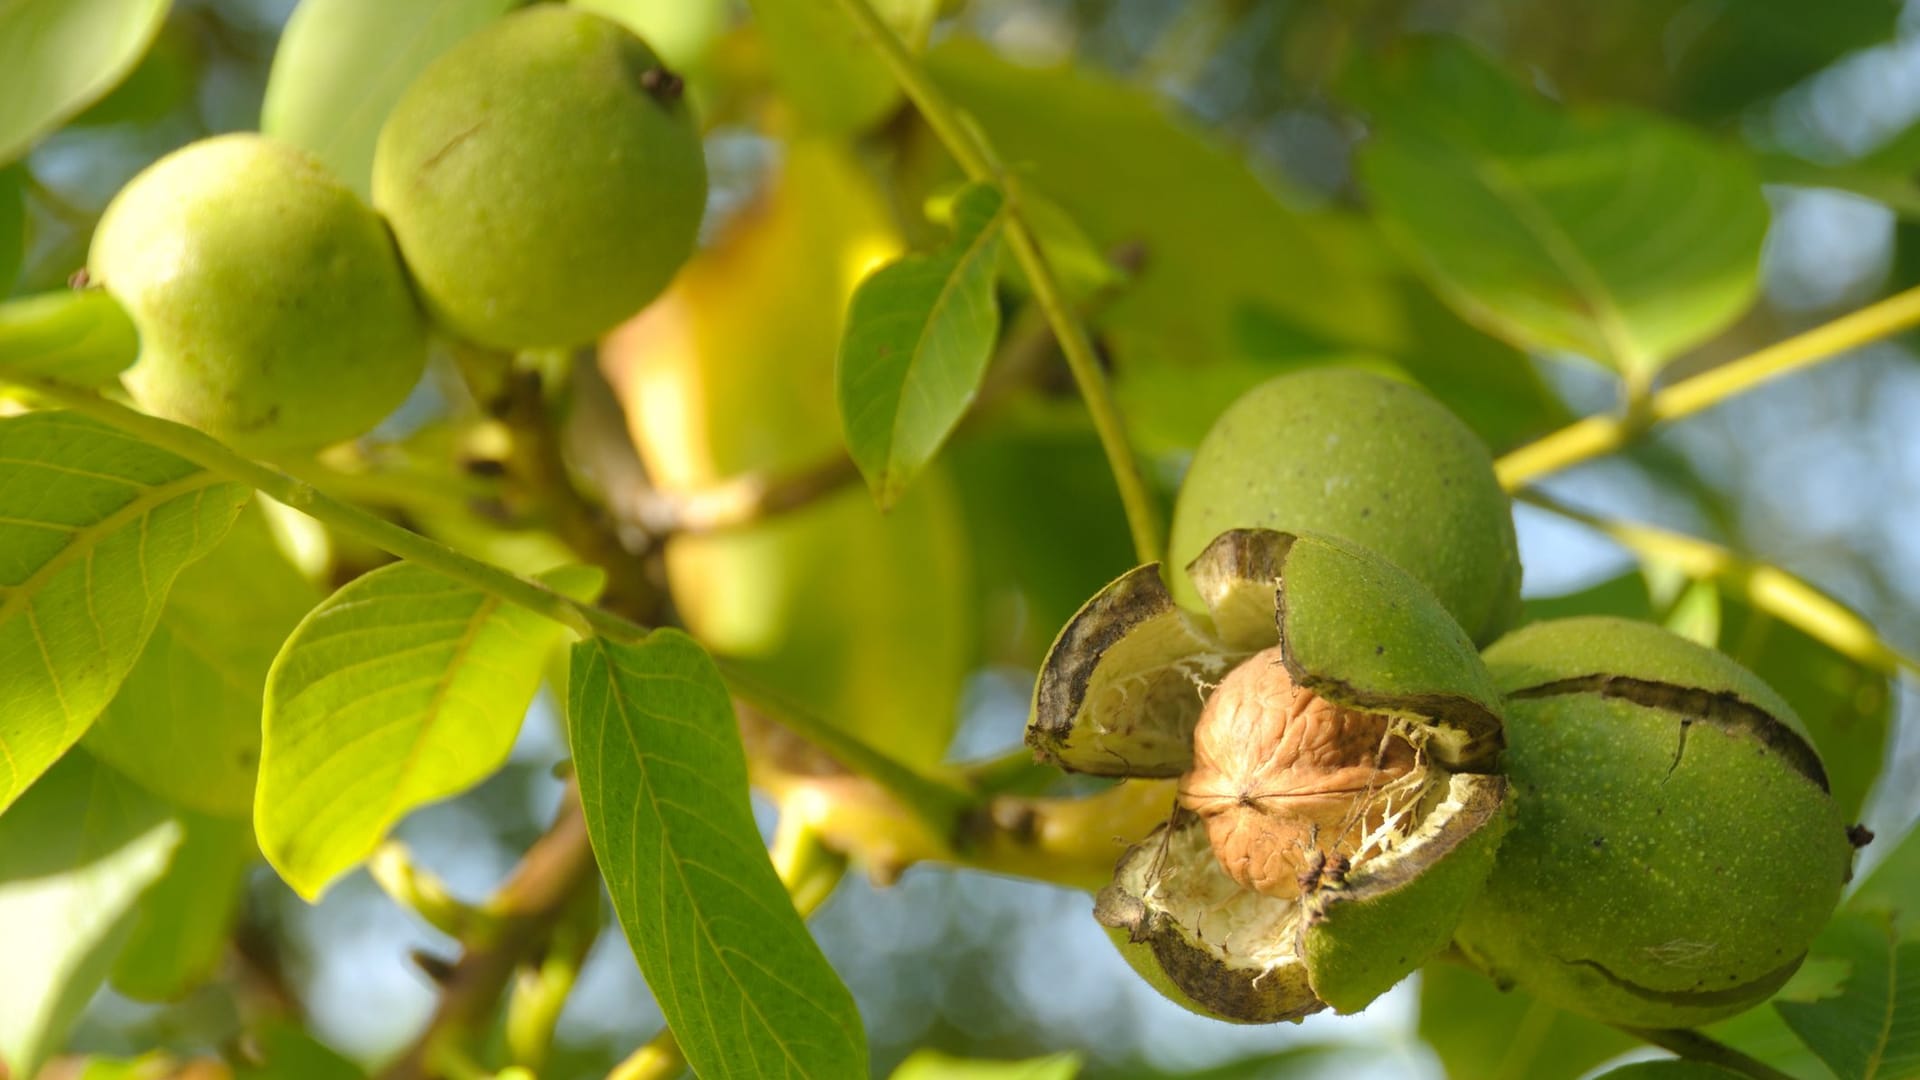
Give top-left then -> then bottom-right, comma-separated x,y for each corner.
376,788 -> 600,1080
1518,489 -> 1920,677
1497,283 -> 1920,490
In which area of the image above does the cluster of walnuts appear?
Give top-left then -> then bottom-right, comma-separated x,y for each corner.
1029,367 -> 1862,1027
88,7 -> 706,453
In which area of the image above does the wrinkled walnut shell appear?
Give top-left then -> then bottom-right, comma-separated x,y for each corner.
1180,646 -> 1417,899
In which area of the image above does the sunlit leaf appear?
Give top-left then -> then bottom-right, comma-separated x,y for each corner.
0,752 -> 183,1080
0,411 -> 250,813
1354,40 -> 1767,381
890,1049 -> 1080,1080
257,562 -> 603,900
838,182 -> 1005,507
262,0 -> 515,198
0,290 -> 141,386
569,630 -> 866,1078
111,810 -> 252,1001
85,506 -> 317,817
746,0 -> 936,134
1418,963 -> 1636,1080
1776,912 -> 1920,1080
0,0 -> 171,166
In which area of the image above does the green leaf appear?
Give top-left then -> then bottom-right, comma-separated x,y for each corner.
890,1050 -> 1080,1080
1850,818 -> 1920,940
1776,912 -> 1920,1080
1418,962 -> 1637,1080
838,182 -> 1005,507
568,630 -> 866,1078
0,167 -> 22,295
257,561 -> 603,900
1354,40 -> 1767,381
745,0 -> 937,134
1588,1063 -> 1745,1079
925,40 -> 1560,457
0,0 -> 172,166
0,411 -> 250,813
0,752 -> 183,1080
232,1023 -> 365,1080
111,810 -> 252,1001
85,506 -> 318,817
0,290 -> 141,386
571,0 -> 729,72
261,0 -> 516,198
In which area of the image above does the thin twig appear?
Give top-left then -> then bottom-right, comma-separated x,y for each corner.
829,0 -> 1165,564
377,789 -> 600,1080
1497,283 -> 1920,490
1518,489 -> 1920,678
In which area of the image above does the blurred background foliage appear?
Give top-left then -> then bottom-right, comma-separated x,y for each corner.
11,0 -> 1920,1077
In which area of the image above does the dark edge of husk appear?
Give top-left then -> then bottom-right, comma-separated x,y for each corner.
1029,562 -> 1177,768
1195,528 -> 1505,769
1563,949 -> 1806,1013
1510,675 -> 1829,792
1308,774 -> 1505,912
1094,813 -> 1324,1025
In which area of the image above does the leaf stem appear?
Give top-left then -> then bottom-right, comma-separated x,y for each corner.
1497,283 -> 1920,489
16,379 -> 630,642
15,379 -> 971,834
830,0 -> 1165,564
1619,1027 -> 1798,1080
1518,490 -> 1920,677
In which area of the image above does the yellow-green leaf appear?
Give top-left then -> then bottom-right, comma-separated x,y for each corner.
0,411 -> 250,813
257,561 -> 603,899
0,0 -> 170,165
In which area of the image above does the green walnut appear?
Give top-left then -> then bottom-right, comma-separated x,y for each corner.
1456,616 -> 1857,1027
89,133 -> 428,453
1030,528 -> 1510,1022
1169,368 -> 1521,646
372,6 -> 708,349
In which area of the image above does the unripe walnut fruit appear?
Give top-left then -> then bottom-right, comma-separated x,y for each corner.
373,7 -> 707,349
1031,529 -> 1511,1022
1169,368 -> 1521,645
1457,616 -> 1857,1027
1180,647 -> 1417,900
89,133 -> 428,452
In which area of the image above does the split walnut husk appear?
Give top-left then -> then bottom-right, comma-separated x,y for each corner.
1028,529 -> 1511,1022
